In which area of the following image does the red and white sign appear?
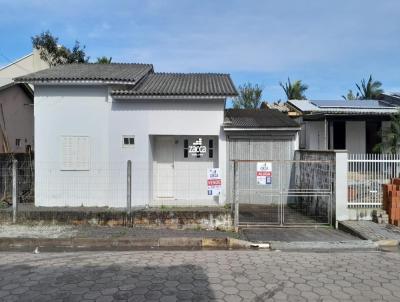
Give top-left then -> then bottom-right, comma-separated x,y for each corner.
256,162 -> 272,185
207,168 -> 221,195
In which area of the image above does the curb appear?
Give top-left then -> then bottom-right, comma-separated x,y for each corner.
375,239 -> 399,247
268,240 -> 379,252
0,236 -> 262,252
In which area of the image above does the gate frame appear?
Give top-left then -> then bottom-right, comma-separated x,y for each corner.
232,158 -> 334,227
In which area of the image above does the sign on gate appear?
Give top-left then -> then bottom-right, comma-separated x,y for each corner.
207,168 -> 221,195
256,162 -> 272,185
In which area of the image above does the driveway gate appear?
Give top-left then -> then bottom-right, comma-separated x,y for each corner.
233,159 -> 333,226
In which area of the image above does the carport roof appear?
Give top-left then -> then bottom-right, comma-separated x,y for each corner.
224,109 -> 300,129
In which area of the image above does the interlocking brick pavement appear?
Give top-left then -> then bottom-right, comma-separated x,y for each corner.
0,250 -> 400,301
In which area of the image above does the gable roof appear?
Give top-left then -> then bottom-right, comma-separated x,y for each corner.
14,63 -> 154,84
224,109 -> 300,129
112,73 -> 238,97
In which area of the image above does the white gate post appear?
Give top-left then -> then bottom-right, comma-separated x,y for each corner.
335,151 -> 349,227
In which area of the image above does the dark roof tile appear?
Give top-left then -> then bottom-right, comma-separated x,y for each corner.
224,109 -> 300,128
14,63 -> 153,83
112,73 -> 238,97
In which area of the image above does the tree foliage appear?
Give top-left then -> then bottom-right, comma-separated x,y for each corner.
232,83 -> 263,109
279,78 -> 308,100
343,75 -> 383,100
356,75 -> 383,99
374,110 -> 400,154
96,56 -> 112,64
32,31 -> 89,66
342,89 -> 359,100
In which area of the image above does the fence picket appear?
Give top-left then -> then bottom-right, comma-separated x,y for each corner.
348,153 -> 400,208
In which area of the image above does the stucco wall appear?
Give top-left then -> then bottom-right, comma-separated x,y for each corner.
34,85 -> 227,207
0,50 -> 48,80
0,85 -> 34,152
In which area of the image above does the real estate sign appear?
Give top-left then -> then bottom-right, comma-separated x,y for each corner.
207,168 -> 221,195
256,162 -> 272,185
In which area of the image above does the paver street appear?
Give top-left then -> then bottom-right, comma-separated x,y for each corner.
0,251 -> 400,301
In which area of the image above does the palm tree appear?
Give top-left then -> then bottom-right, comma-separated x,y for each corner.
374,109 -> 400,154
355,75 -> 383,99
96,56 -> 112,64
342,89 -> 359,100
232,83 -> 263,109
279,78 -> 308,100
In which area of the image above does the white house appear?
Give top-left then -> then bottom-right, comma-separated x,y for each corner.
16,63 -> 300,208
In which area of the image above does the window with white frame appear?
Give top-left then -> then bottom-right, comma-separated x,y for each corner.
61,136 -> 90,170
122,135 -> 135,147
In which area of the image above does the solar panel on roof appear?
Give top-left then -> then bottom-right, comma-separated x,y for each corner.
311,100 -> 393,109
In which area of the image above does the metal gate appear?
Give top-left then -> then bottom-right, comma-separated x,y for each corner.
233,159 -> 333,226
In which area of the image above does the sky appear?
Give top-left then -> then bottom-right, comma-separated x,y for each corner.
0,0 -> 400,102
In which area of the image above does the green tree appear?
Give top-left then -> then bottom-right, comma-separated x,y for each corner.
374,109 -> 400,154
355,75 -> 383,99
342,89 -> 359,100
96,56 -> 112,64
32,31 -> 89,66
279,78 -> 308,100
232,83 -> 263,109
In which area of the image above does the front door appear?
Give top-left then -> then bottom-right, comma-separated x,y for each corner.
155,137 -> 175,198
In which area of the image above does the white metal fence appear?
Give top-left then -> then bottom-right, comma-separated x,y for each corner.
348,154 -> 400,208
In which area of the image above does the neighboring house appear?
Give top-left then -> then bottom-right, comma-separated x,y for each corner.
266,102 -> 301,118
0,50 -> 48,152
287,99 -> 397,153
0,81 -> 33,152
379,92 -> 400,106
15,63 -> 299,207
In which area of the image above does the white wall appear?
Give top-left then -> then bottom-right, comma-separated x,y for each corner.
34,85 -> 227,207
109,99 -> 226,206
304,121 -> 326,150
35,85 -> 112,206
346,121 -> 366,153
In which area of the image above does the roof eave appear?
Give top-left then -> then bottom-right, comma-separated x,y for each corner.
111,94 -> 232,100
223,127 -> 301,131
14,79 -> 137,85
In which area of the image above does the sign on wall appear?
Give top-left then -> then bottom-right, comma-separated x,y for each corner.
256,162 -> 272,185
189,138 -> 207,157
207,168 -> 221,196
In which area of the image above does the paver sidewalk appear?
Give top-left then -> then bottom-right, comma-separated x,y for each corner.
340,220 -> 400,242
1,250 -> 400,301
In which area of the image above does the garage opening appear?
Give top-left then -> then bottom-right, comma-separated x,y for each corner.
224,109 -> 332,226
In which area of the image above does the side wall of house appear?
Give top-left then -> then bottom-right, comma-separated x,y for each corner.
0,85 -> 33,152
34,85 -> 111,207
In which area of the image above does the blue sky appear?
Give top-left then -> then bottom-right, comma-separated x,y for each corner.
0,0 -> 400,102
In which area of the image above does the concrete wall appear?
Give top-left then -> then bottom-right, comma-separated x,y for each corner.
34,85 -> 227,207
0,85 -> 34,152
